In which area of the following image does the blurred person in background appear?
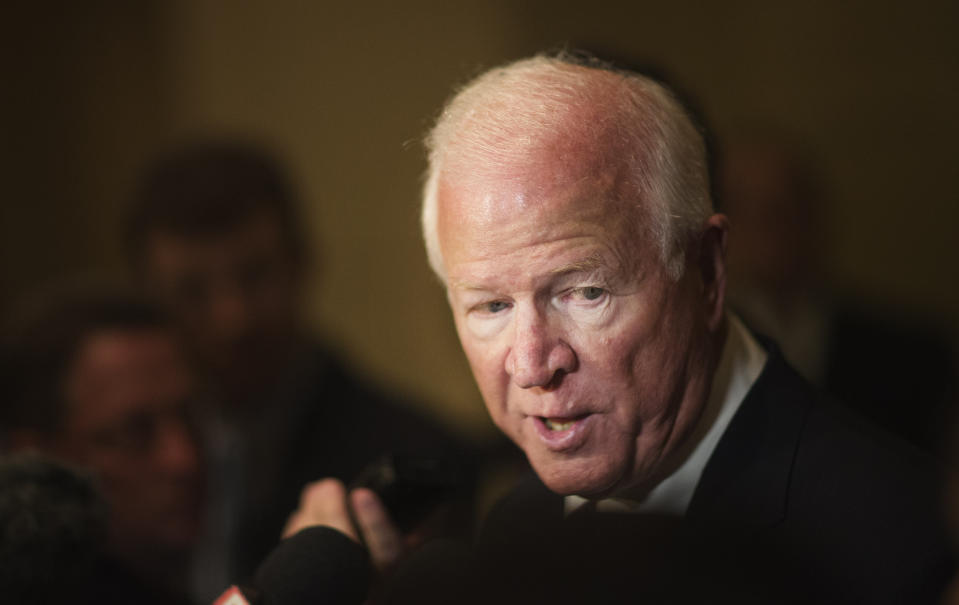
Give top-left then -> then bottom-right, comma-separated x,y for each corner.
0,288 -> 204,604
717,132 -> 956,454
125,141 -> 474,585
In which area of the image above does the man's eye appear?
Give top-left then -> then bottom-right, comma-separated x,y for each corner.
575,287 -> 606,301
484,301 -> 511,313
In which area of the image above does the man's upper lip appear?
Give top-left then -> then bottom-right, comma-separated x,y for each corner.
517,392 -> 594,419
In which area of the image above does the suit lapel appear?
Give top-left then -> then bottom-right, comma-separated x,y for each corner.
687,348 -> 814,531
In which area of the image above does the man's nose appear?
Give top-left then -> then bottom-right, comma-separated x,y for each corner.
208,285 -> 253,341
505,308 -> 577,389
155,417 -> 201,478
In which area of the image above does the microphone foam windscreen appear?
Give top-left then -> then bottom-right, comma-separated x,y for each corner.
254,526 -> 371,605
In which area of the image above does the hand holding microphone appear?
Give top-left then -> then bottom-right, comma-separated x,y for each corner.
213,478 -> 406,604
215,454 -> 466,605
282,477 -> 404,572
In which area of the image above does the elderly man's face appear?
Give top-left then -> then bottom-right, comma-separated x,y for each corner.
438,161 -> 725,498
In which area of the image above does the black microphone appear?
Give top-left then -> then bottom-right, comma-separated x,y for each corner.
214,532 -> 474,605
249,526 -> 372,605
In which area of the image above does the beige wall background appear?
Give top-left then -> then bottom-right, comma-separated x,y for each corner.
4,0 -> 957,442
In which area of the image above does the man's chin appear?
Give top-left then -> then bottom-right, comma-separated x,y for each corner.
531,457 -> 621,498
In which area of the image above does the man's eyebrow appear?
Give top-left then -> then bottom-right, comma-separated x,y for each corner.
447,255 -> 612,290
549,254 -> 607,276
447,278 -> 490,291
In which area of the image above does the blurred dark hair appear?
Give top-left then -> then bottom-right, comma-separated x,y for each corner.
0,286 -> 171,435
0,453 -> 108,600
125,140 -> 306,268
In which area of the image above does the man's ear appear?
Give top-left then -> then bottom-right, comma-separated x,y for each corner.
698,213 -> 729,332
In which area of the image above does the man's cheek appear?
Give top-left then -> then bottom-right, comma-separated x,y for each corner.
487,407 -> 513,436
463,340 -> 505,384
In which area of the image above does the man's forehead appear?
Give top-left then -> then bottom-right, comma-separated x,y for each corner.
436,172 -> 649,291
64,330 -> 189,428
437,155 -> 636,237
145,212 -> 286,270
69,331 -> 183,386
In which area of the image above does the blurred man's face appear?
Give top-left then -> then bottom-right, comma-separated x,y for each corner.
437,157 -> 726,499
55,328 -> 203,555
141,210 -> 301,397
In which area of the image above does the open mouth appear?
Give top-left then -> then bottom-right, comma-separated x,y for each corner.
533,414 -> 593,451
540,415 -> 588,432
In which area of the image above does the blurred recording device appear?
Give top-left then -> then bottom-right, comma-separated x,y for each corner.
0,454 -> 108,600
349,453 -> 465,533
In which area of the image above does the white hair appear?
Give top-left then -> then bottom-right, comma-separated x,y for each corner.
422,53 -> 712,281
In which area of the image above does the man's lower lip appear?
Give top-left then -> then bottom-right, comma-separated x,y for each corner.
532,415 -> 592,451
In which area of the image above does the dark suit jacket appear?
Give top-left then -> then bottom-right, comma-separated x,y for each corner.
474,347 -> 955,604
